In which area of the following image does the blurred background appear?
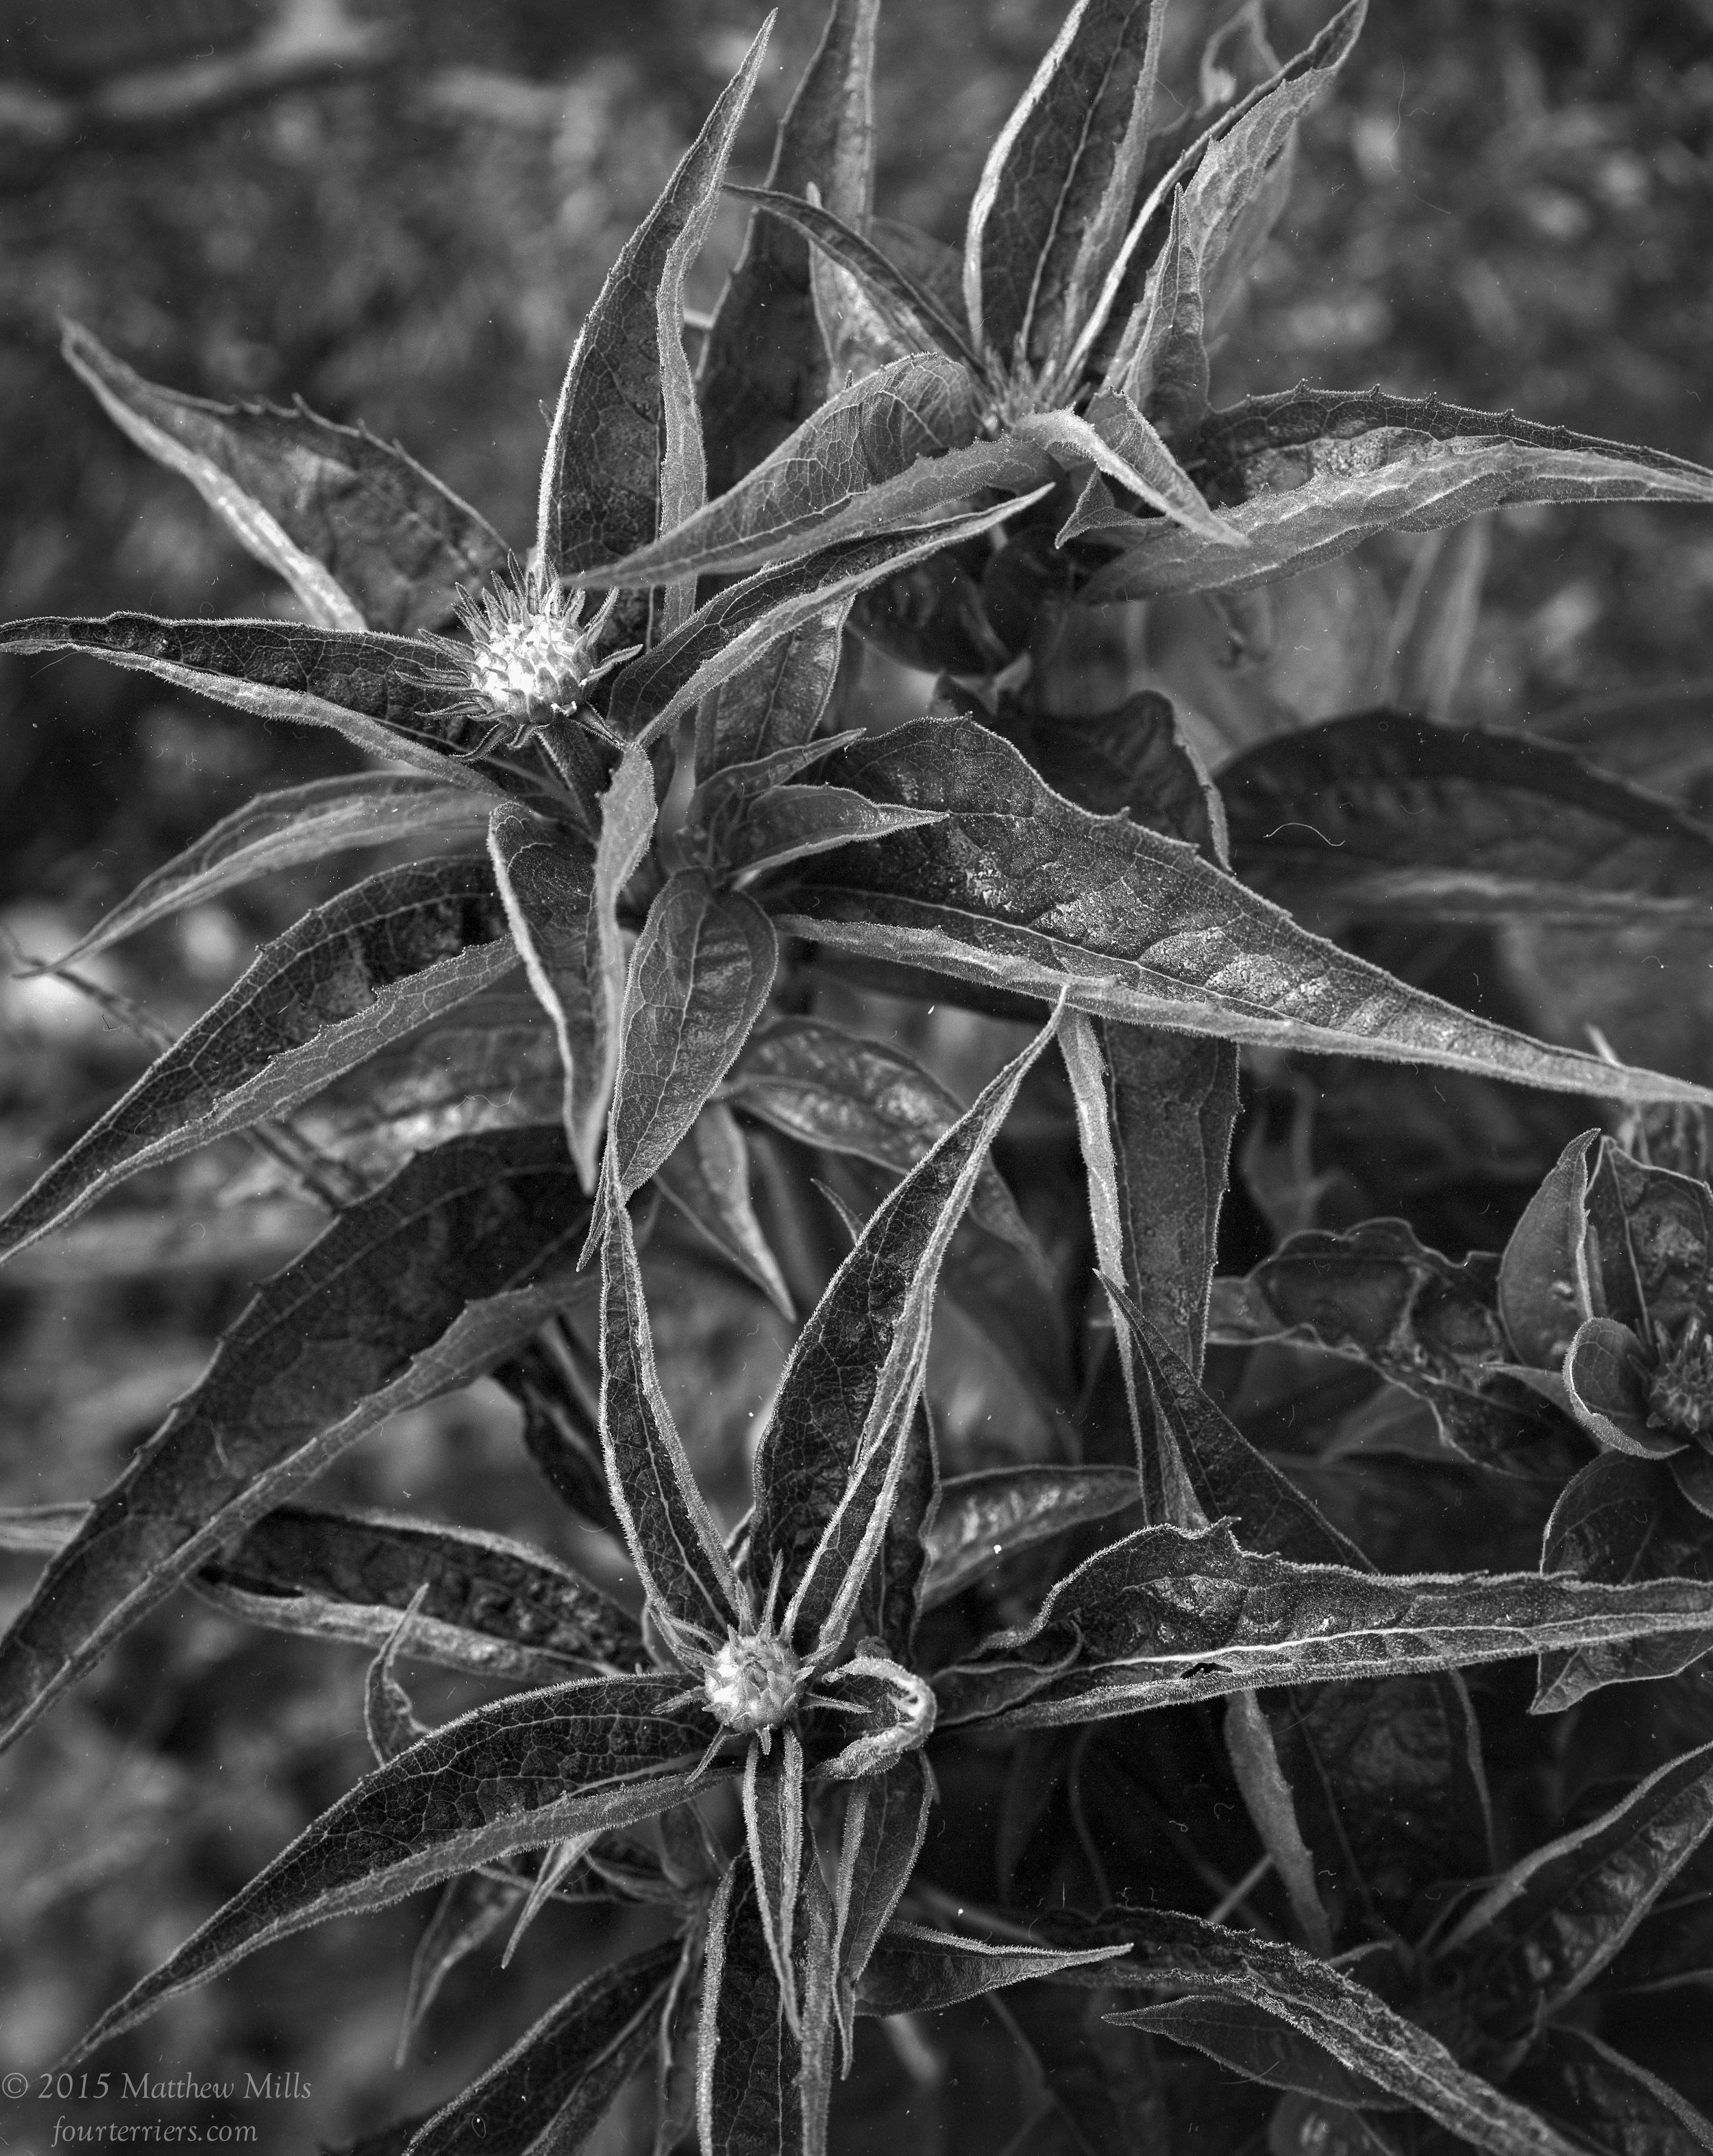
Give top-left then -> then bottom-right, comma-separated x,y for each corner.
1,0 -> 1712,2147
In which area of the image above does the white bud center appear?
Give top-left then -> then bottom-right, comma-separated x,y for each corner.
703,1630 -> 801,1735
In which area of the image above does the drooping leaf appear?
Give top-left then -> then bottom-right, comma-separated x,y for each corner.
1533,1454 -> 1713,1709
1220,711 -> 1713,927
920,1465 -> 1141,1611
0,859 -> 517,1266
963,0 -> 1169,375
538,23 -> 770,581
695,605 -> 846,779
1090,1908 -> 1583,2156
1209,1219 -> 1585,1478
0,1127 -> 593,1753
489,746 -> 656,1191
70,1676 -> 728,2059
63,319 -> 509,635
194,1502 -> 642,1682
405,1938 -> 680,2156
597,1192 -> 743,1652
45,774 -> 490,973
748,1009 -> 1060,1644
830,1752 -> 934,2059
1435,1735 -> 1713,2035
1087,389 -> 1713,602
854,1924 -> 1129,2015
0,614 -> 499,785
603,500 -> 1048,746
700,0 -> 879,493
772,717 -> 1712,1109
935,1518 -> 1713,1730
605,870 -> 778,1206
1506,2026 -> 1713,2156
395,1871 -> 522,2067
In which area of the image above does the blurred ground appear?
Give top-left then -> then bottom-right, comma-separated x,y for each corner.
0,0 -> 1711,2147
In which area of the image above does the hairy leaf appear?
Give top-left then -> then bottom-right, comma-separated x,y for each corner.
48,774 -> 489,972
71,1676 -> 726,2058
935,1519 -> 1713,1729
1221,711 -> 1713,927
0,1127 -> 592,1752
854,1924 -> 1129,2014
700,0 -> 878,493
0,859 -> 515,1265
963,0 -> 1168,373
538,24 -> 769,580
1498,1131 -> 1599,1370
718,784 -> 948,883
1121,1995 -> 1397,2108
921,1465 -> 1141,1610
773,717 -> 1710,1107
1051,391 -> 1238,541
700,1850 -> 837,2156
695,606 -> 846,779
654,1101 -> 794,1317
606,870 -> 778,1205
748,1010 -> 1059,1643
64,319 -> 508,635
406,1938 -> 680,2155
0,613 -> 497,785
830,1753 -> 933,2057
604,500 -> 1046,746
1088,389 -> 1713,602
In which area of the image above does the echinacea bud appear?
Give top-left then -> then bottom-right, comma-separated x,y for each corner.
704,1627 -> 802,1735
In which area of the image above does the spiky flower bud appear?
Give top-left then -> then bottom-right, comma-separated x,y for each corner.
704,1626 -> 802,1735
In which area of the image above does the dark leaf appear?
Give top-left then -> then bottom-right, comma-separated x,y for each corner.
1562,1318 -> 1679,1459
1089,389 -> 1713,602
935,1519 -> 1713,1729
654,1101 -> 794,1317
1120,1995 -> 1397,2108
963,0 -> 1169,375
774,718 -> 1709,1109
395,1871 -> 521,2067
64,319 -> 508,635
993,685 -> 1223,850
500,1332 -> 619,1534
0,859 -> 515,1265
1506,2026 -> 1713,2156
744,1730 -> 809,2022
71,1675 -> 727,2058
604,501 -> 1047,747
700,1848 -> 837,2156
830,1753 -> 934,2057
0,613 -> 497,785
1435,1735 -> 1713,2034
606,869 -> 778,1205
1209,1221 -> 1584,1478
47,774 -> 489,972
1220,712 -> 1713,927
748,1011 -> 1059,1645
701,0 -> 879,493
716,783 -> 948,883
921,1466 -> 1142,1611
695,606 -> 846,779
1498,1131 -> 1600,1371
0,1127 -> 593,1752
539,23 -> 769,580
854,1924 -> 1129,2014
1109,185 -> 1209,445
405,1939 -> 680,2155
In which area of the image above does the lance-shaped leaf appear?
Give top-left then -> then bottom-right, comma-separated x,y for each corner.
604,870 -> 777,1208
921,1465 -> 1141,1610
700,1847 -> 837,2156
994,683 -> 1225,850
579,353 -> 985,585
489,748 -> 656,1192
404,1937 -> 681,2156
773,716 -> 1711,1109
537,23 -> 769,580
1508,2026 -> 1713,2156
0,1127 -> 592,1753
935,1518 -> 1713,1730
1111,185 -> 1209,443
1087,1909 -> 1581,2156
695,605 -> 846,779
1534,1455 -> 1713,1710
717,784 -> 949,884
71,1675 -> 728,2060
701,0 -> 878,493
0,859 -> 515,1266
598,1192 -> 744,1647
1121,1996 -> 1399,2109
748,1010 -> 1059,1641
1089,389 -> 1713,602
1209,1220 -> 1584,1478
46,774 -> 490,973
0,614 -> 497,786
64,319 -> 508,635
604,498 -> 1046,747
963,0 -> 1169,375
1048,391 -> 1239,542
396,1873 -> 523,2067
1435,1735 -> 1713,2035
723,1016 -> 1031,1251
193,1503 -> 642,1682
855,1924 -> 1129,2015
830,1753 -> 933,2059
745,1729 -> 809,2027
654,1101 -> 793,1318
1221,711 -> 1713,927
